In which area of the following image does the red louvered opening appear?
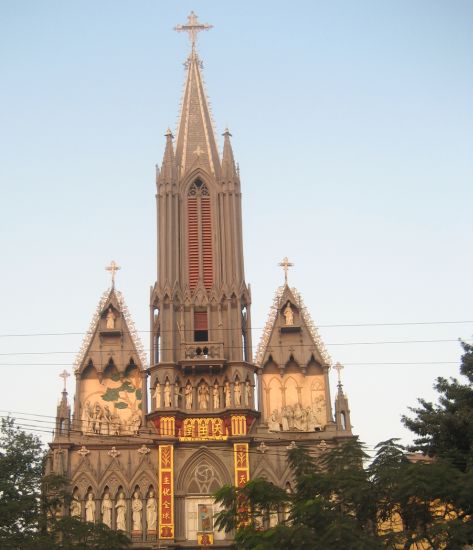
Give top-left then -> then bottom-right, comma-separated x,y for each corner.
187,197 -> 199,289
201,196 -> 213,290
194,311 -> 208,342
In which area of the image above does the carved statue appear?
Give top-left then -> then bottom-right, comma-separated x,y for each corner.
164,380 -> 171,408
306,406 -> 322,431
146,490 -> 157,531
132,491 -> 142,531
129,413 -> 141,434
185,382 -> 193,409
234,380 -> 242,406
224,381 -> 231,407
82,401 -> 94,434
70,496 -> 81,518
115,492 -> 127,531
101,405 -> 113,435
212,382 -> 220,409
85,492 -> 95,523
174,383 -> 181,407
281,406 -> 293,431
153,383 -> 161,408
293,403 -> 304,431
268,409 -> 280,431
106,307 -> 115,329
101,492 -> 113,528
246,380 -> 251,406
92,403 -> 102,434
283,302 -> 294,326
198,383 -> 209,410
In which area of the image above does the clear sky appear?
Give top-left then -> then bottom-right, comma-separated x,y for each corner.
1,1 -> 472,454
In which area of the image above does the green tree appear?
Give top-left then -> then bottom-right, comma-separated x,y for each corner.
402,341 -> 473,472
0,417 -> 44,549
0,418 -> 130,550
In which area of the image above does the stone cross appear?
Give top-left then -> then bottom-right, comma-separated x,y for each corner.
59,369 -> 70,391
174,11 -> 213,52
278,256 -> 294,284
334,362 -> 344,384
105,260 -> 121,288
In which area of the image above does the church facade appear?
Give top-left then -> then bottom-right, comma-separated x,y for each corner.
47,12 -> 353,549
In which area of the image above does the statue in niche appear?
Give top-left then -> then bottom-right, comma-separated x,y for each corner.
234,380 -> 242,405
82,401 -> 94,434
224,381 -> 231,407
85,492 -> 95,523
92,403 -> 103,434
268,410 -> 280,431
132,491 -> 142,531
164,380 -> 171,407
153,382 -> 161,408
101,405 -> 113,435
185,383 -> 193,409
146,490 -> 157,531
106,307 -> 116,329
115,492 -> 127,531
70,495 -> 81,518
281,405 -> 294,431
174,383 -> 181,407
101,492 -> 113,528
129,412 -> 141,434
110,409 -> 121,436
306,406 -> 322,431
198,383 -> 209,410
283,302 -> 294,326
246,381 -> 251,406
212,382 -> 220,409
293,403 -> 304,431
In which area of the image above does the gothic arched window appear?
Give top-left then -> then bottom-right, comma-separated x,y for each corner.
187,180 -> 213,290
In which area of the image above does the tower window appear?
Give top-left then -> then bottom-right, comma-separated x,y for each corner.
194,310 -> 208,342
187,180 -> 213,290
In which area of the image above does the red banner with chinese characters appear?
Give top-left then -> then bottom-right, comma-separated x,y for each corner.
158,445 -> 174,539
234,443 -> 250,525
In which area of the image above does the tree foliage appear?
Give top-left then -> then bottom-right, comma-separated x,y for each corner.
214,439 -> 473,549
0,418 -> 130,550
402,341 -> 473,472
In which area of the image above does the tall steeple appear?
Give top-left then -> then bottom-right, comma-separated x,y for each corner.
150,11 -> 256,423
174,12 -> 220,179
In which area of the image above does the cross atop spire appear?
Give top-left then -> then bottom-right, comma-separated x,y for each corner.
174,11 -> 213,54
334,362 -> 344,385
278,257 -> 294,285
105,260 -> 121,288
59,369 -> 70,392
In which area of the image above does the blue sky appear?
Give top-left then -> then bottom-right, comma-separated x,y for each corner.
1,1 -> 472,452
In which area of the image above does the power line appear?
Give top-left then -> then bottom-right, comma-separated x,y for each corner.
0,319 -> 472,338
0,361 -> 459,367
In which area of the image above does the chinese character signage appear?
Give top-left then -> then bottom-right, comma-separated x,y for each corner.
234,443 -> 249,487
158,445 -> 174,539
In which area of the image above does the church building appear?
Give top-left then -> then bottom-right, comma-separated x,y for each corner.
46,12 -> 354,549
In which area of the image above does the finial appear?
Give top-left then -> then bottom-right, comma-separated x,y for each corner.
59,369 -> 70,392
223,127 -> 232,137
105,260 -> 121,288
334,362 -> 344,386
278,256 -> 294,285
174,11 -> 213,54
165,128 -> 173,138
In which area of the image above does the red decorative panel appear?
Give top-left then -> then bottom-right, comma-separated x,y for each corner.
187,197 -> 199,289
201,196 -> 213,290
194,311 -> 208,330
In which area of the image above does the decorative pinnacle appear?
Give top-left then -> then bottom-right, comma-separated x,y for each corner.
334,362 -> 344,385
105,260 -> 121,288
174,11 -> 213,54
59,369 -> 70,392
278,256 -> 294,285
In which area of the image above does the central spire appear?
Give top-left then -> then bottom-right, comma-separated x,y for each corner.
173,12 -> 220,178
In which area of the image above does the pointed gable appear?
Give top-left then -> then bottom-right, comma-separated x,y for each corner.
255,284 -> 331,370
74,287 -> 147,374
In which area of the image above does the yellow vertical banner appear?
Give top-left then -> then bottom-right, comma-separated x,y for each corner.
158,444 -> 174,539
234,442 -> 250,526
